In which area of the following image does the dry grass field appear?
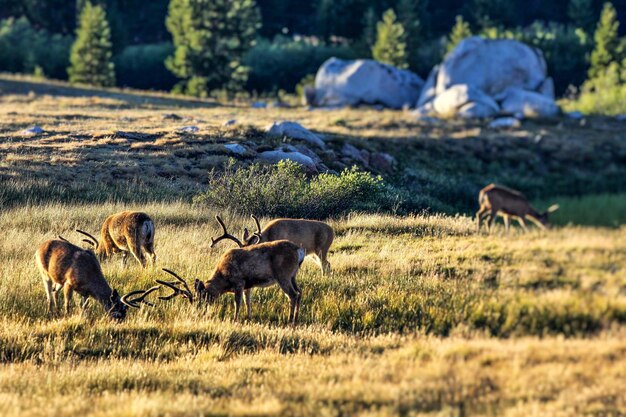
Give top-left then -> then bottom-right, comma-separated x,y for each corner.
1,76 -> 626,416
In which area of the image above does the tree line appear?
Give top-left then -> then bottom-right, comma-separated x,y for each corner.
0,0 -> 625,101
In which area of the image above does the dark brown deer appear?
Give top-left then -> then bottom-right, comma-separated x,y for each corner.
159,219 -> 306,324
35,239 -> 157,320
77,211 -> 156,268
212,215 -> 334,276
476,184 -> 560,233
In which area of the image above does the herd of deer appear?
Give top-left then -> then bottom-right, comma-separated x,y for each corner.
34,184 -> 559,324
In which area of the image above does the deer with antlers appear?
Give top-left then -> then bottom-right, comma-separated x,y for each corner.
158,217 -> 306,323
35,238 -> 157,320
476,184 -> 560,233
212,215 -> 334,276
77,211 -> 156,268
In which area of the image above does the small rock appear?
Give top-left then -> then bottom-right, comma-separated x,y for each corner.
21,125 -> 44,135
177,125 -> 199,133
223,119 -> 236,126
269,101 -> 290,108
265,120 -> 325,148
566,111 -> 584,120
224,143 -> 247,156
370,152 -> 396,173
616,114 -> 626,121
251,101 -> 267,109
163,113 -> 182,120
258,150 -> 318,172
341,143 -> 368,165
294,144 -> 321,163
488,117 -> 522,129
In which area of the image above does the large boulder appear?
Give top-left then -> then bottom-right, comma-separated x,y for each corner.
499,88 -> 560,118
258,150 -> 318,173
417,37 -> 559,119
432,84 -> 499,118
311,58 -> 424,109
265,121 -> 325,148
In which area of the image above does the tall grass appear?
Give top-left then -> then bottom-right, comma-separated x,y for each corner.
534,193 -> 626,227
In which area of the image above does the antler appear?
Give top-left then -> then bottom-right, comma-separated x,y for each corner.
58,235 -> 70,243
75,229 -> 99,248
121,285 -> 161,308
251,214 -> 263,238
210,216 -> 244,248
156,268 -> 194,303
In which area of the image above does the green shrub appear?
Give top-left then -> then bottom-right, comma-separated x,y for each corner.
244,36 -> 357,94
115,43 -> 177,90
0,16 -> 72,79
194,159 -> 386,219
564,61 -> 626,115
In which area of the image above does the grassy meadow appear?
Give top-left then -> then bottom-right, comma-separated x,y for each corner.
1,76 -> 626,416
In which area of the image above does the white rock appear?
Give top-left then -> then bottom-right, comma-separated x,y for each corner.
258,150 -> 317,172
223,119 -> 236,126
178,125 -> 199,133
265,121 -> 325,148
433,84 -> 499,117
341,143 -> 368,164
458,102 -> 500,118
417,65 -> 439,107
251,101 -> 267,108
615,114 -> 626,121
313,57 -> 424,109
488,117 -> 522,129
437,37 -> 550,99
566,111 -> 584,120
224,143 -> 247,155
500,88 -> 559,118
21,125 -> 44,135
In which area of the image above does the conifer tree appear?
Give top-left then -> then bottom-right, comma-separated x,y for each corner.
446,15 -> 472,54
589,2 -> 620,79
567,0 -> 596,33
396,0 -> 423,71
166,0 -> 261,96
68,1 -> 115,87
371,9 -> 408,69
361,7 -> 377,52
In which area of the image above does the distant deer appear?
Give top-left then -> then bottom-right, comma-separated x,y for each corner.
35,238 -> 157,320
476,184 -> 560,233
212,215 -> 334,276
77,211 -> 156,268
158,219 -> 306,323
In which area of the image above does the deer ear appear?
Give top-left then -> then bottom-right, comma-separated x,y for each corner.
547,204 -> 560,213
111,289 -> 119,301
248,235 -> 260,245
194,279 -> 205,293
242,228 -> 250,241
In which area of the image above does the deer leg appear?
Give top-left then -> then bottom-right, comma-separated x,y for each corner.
291,276 -> 302,323
486,210 -> 497,234
233,287 -> 244,321
277,279 -> 300,325
476,207 -> 487,231
503,215 -> 510,234
244,289 -> 252,320
517,217 -> 529,232
144,240 -> 157,266
127,241 -> 147,268
63,285 -> 73,316
80,296 -> 90,316
42,277 -> 56,316
319,251 -> 331,276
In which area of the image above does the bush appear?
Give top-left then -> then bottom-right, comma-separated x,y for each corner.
564,61 -> 626,115
244,36 -> 357,94
115,43 -> 177,90
194,159 -> 387,219
0,17 -> 72,79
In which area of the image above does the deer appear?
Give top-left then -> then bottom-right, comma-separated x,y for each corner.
76,211 -> 156,268
476,184 -> 560,233
35,238 -> 158,320
157,219 -> 306,324
212,215 -> 334,276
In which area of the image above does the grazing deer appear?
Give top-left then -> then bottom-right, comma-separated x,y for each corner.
35,239 -> 157,320
212,215 -> 334,276
159,220 -> 306,323
77,211 -> 156,268
476,184 -> 560,233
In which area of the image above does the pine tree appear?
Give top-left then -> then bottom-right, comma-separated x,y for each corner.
371,9 -> 408,69
589,2 -> 620,79
446,15 -> 472,54
568,0 -> 596,33
68,1 -> 115,87
166,0 -> 261,96
396,0 -> 423,71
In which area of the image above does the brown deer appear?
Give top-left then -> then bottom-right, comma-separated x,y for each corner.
35,239 -> 157,320
76,211 -> 156,268
213,215 -> 334,276
158,220 -> 306,323
476,184 -> 560,233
